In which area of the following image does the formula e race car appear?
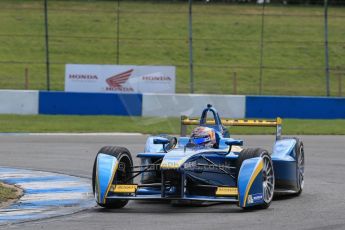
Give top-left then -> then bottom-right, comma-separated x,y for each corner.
92,104 -> 305,209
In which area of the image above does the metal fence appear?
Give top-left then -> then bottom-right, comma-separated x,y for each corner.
0,0 -> 344,96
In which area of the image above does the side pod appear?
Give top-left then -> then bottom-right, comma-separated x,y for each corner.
238,157 -> 264,208
94,153 -> 118,205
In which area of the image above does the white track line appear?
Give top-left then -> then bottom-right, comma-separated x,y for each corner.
0,167 -> 94,225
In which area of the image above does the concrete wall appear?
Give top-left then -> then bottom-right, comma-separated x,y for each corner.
0,90 -> 38,115
0,90 -> 344,119
142,93 -> 246,118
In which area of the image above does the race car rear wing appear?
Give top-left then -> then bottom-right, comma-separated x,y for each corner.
180,116 -> 283,140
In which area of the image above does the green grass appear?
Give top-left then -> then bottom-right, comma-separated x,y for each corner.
0,184 -> 18,203
0,0 -> 344,96
0,115 -> 344,135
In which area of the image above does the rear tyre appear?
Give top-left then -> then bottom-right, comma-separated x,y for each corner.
237,148 -> 275,210
294,139 -> 305,195
92,146 -> 133,209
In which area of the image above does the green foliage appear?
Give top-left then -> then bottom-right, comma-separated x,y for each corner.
0,0 -> 344,96
0,115 -> 344,135
0,184 -> 17,203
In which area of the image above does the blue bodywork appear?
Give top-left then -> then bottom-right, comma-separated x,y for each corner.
272,138 -> 299,191
94,105 -> 301,208
95,153 -> 118,205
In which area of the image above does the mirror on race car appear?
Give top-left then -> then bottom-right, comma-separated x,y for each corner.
225,139 -> 243,147
153,137 -> 170,152
165,137 -> 177,151
153,137 -> 170,145
224,138 -> 244,153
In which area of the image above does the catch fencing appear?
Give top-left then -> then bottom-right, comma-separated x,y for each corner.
0,0 -> 344,96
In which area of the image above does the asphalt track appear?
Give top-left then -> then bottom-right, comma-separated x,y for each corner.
0,134 -> 344,230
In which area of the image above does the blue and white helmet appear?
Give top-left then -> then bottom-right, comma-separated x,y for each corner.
191,126 -> 216,147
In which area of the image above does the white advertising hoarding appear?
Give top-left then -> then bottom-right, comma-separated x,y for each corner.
65,64 -> 175,93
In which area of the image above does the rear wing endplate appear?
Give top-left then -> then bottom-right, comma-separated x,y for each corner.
180,116 -> 283,140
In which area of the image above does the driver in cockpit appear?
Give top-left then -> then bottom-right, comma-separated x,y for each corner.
190,126 -> 217,148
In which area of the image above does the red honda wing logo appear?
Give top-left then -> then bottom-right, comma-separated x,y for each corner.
106,69 -> 133,87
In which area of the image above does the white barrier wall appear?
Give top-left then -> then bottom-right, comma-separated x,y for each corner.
142,93 -> 245,118
0,90 -> 39,115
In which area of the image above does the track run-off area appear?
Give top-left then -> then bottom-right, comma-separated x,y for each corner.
0,134 -> 344,230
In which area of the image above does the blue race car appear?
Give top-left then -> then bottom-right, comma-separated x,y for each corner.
92,104 -> 304,209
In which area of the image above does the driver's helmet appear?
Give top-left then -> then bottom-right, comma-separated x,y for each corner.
191,126 -> 216,147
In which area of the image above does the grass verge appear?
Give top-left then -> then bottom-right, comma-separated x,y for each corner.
0,183 -> 20,206
0,115 -> 344,135
0,1 -> 344,96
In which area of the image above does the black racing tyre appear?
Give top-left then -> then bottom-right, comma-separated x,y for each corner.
294,138 -> 305,195
236,148 -> 268,175
237,148 -> 275,210
92,146 -> 133,209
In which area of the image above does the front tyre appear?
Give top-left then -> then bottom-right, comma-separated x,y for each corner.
261,154 -> 275,208
92,146 -> 133,209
